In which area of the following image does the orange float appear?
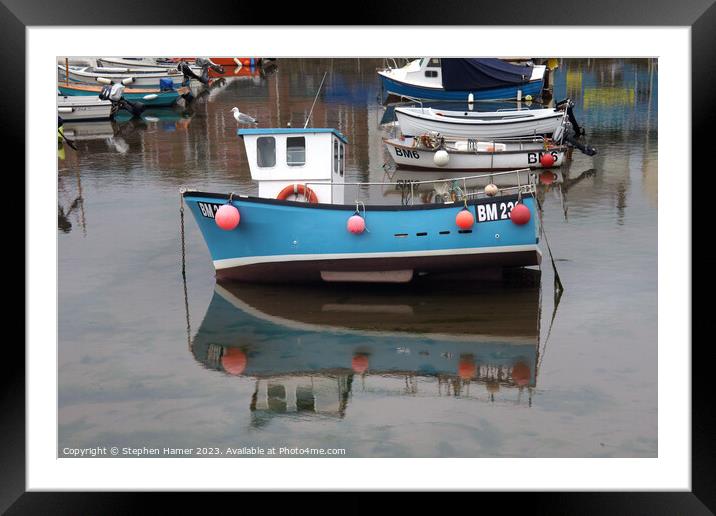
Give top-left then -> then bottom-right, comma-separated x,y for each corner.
351,354 -> 369,374
221,348 -> 247,375
458,357 -> 477,380
511,361 -> 531,386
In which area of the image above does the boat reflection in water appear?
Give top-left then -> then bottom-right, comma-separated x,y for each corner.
190,272 -> 543,426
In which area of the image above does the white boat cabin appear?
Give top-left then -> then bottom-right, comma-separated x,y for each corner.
238,128 -> 348,204
379,58 -> 444,90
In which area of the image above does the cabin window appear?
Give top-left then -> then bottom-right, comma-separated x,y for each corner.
339,143 -> 344,176
257,137 -> 276,167
425,70 -> 438,78
427,58 -> 441,67
286,137 -> 306,166
333,139 -> 339,174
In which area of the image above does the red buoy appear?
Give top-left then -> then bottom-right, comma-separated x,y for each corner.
458,357 -> 477,380
510,203 -> 531,225
221,348 -> 247,375
352,354 -> 369,374
347,214 -> 366,234
455,208 -> 474,229
512,361 -> 531,387
539,171 -> 555,185
215,204 -> 240,230
540,152 -> 556,167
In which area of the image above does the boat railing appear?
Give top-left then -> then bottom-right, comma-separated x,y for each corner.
397,95 -> 424,110
495,106 -> 539,112
305,168 -> 536,205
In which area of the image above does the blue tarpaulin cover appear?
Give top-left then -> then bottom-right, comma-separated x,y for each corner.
441,59 -> 534,90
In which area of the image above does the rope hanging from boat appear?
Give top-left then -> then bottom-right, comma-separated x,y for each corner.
535,196 -> 564,294
179,188 -> 192,350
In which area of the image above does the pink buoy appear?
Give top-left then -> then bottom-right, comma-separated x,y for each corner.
352,354 -> 369,374
510,203 -> 531,225
512,361 -> 531,387
455,208 -> 474,229
540,152 -> 556,167
215,204 -> 240,230
347,214 -> 366,234
221,348 -> 247,375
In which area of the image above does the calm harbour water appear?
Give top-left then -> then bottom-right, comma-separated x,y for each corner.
58,58 -> 657,458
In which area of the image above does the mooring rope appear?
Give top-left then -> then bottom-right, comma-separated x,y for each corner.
179,188 -> 191,349
535,196 -> 564,294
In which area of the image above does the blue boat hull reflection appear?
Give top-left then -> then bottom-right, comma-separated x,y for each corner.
190,273 -> 543,421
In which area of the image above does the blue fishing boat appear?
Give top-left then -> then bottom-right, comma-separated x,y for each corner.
189,279 -> 540,418
378,58 -> 546,101
183,127 -> 541,283
57,82 -> 189,107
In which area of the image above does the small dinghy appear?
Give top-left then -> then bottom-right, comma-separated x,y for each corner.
378,58 -> 546,101
182,127 -> 542,284
394,105 -> 567,139
57,95 -> 112,121
384,134 -> 567,171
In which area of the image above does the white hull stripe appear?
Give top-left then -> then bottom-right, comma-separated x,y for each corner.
213,244 -> 541,270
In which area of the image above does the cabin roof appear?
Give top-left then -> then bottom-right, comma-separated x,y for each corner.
237,127 -> 349,144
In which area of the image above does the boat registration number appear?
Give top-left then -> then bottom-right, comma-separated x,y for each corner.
527,151 -> 559,164
475,201 -> 518,223
197,202 -> 222,219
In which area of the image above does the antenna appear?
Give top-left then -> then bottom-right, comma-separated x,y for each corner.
304,71 -> 328,129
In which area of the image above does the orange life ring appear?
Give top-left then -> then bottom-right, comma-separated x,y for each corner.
276,184 -> 319,204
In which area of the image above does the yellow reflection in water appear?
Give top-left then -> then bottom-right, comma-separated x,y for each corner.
583,87 -> 635,109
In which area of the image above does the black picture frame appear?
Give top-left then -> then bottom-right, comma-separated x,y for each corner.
5,1 -> 712,512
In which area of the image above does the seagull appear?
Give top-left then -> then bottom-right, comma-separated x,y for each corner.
230,107 -> 257,125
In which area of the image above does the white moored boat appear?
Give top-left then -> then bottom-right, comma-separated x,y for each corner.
395,105 -> 567,139
58,64 -> 186,88
96,57 -> 204,73
57,95 -> 112,121
384,135 -> 567,171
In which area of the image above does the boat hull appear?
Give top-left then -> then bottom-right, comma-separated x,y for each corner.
57,84 -> 187,107
58,65 -> 186,88
184,192 -> 541,283
380,74 -> 544,101
57,96 -> 112,121
385,138 -> 566,171
395,108 -> 565,138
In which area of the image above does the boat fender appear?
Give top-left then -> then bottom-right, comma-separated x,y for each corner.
484,184 -> 499,197
276,184 -> 319,204
142,94 -> 158,101
347,213 -> 366,234
510,203 -> 531,225
352,354 -> 369,374
215,203 -> 241,230
434,149 -> 450,167
456,208 -> 474,229
540,153 -> 556,167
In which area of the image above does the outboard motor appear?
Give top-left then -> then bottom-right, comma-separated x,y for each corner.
99,82 -> 145,118
178,58 -> 224,86
177,60 -> 204,84
562,120 -> 597,156
556,98 -> 584,136
555,98 -> 596,156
